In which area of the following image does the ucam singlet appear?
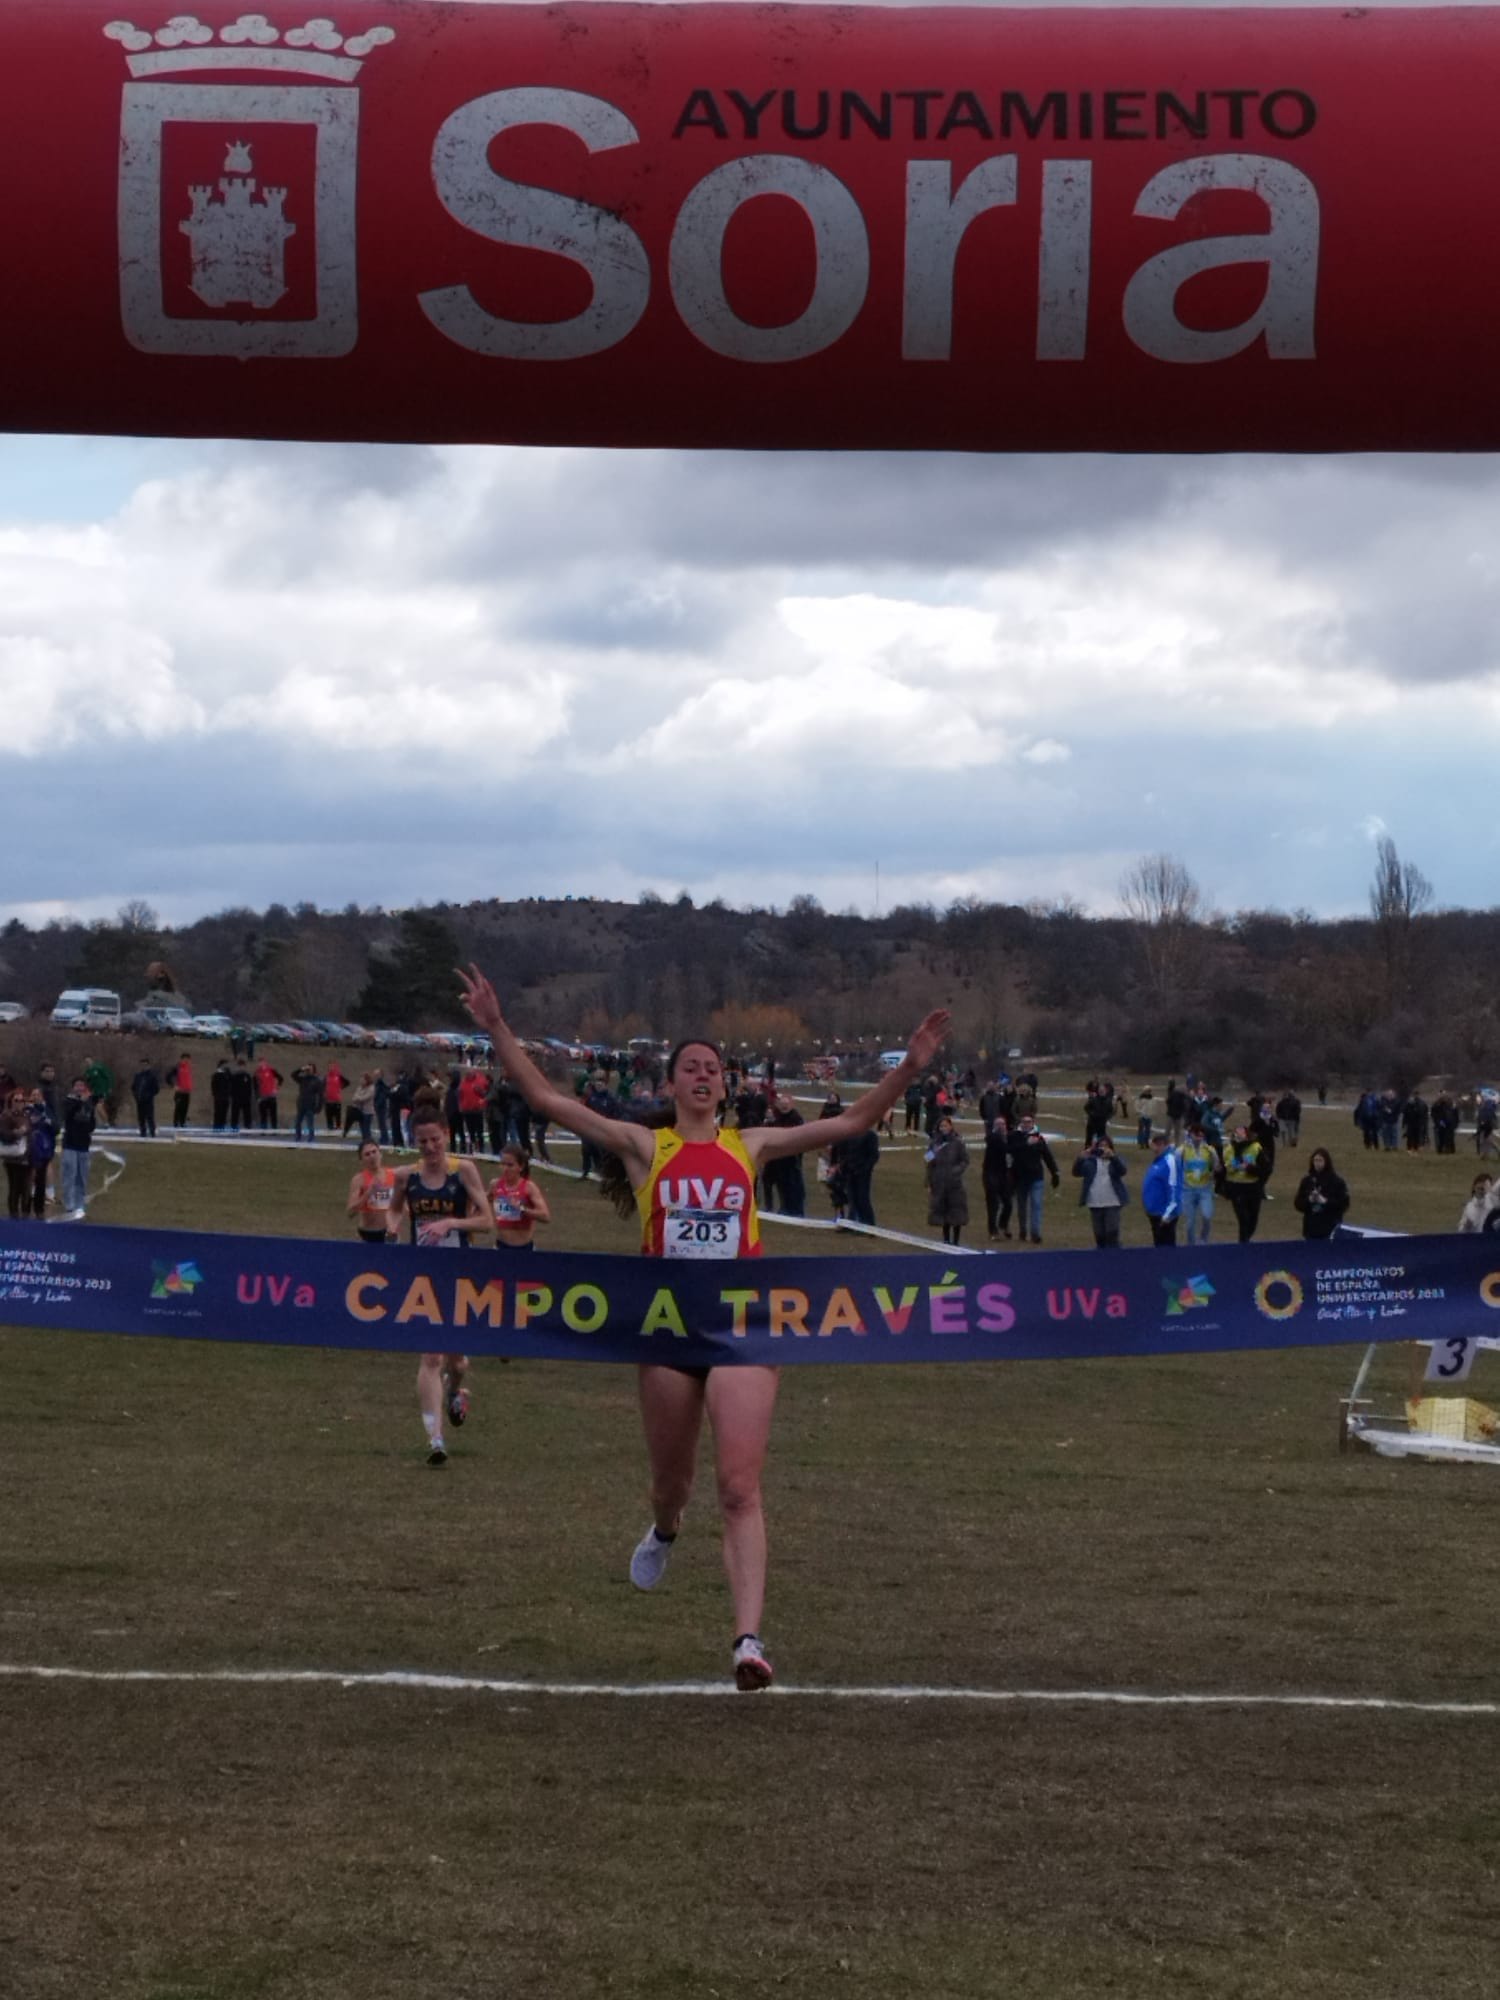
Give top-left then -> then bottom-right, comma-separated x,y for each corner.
637,1127 -> 761,1260
407,1169 -> 471,1248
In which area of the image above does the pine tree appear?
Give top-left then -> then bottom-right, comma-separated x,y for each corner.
357,910 -> 464,1028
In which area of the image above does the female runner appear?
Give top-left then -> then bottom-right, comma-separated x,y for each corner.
387,1106 -> 494,1466
460,964 -> 947,1691
489,1143 -> 551,1251
346,1137 -> 398,1243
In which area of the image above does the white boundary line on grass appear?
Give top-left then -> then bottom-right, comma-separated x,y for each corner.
1,1662 -> 1494,1715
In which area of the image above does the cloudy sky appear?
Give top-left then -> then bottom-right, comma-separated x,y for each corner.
3,0 -> 1493,930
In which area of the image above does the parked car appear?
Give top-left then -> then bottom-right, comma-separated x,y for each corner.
191,1014 -> 236,1038
0,1001 -> 26,1023
120,1005 -> 195,1035
143,1005 -> 195,1035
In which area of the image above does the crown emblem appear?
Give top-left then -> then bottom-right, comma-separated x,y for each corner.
104,15 -> 394,79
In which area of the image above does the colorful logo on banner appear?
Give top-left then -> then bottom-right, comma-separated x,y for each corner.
1162,1273 -> 1215,1317
150,1258 -> 203,1299
1254,1269 -> 1304,1321
108,14 -> 394,358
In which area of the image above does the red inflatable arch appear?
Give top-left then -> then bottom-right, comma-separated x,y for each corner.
4,3 -> 1495,450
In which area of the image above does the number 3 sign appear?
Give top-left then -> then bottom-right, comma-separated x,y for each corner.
1424,1338 -> 1478,1385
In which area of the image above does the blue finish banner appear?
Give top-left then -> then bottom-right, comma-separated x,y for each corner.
0,1222 -> 1493,1365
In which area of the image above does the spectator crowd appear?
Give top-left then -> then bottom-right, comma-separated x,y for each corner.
4,1031 -> 1499,1249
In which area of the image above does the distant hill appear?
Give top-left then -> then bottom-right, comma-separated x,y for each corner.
0,889 -> 1492,1087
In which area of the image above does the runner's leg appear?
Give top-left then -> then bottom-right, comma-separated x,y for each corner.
444,1351 -> 470,1424
417,1353 -> 448,1454
704,1365 -> 779,1640
637,1364 -> 705,1534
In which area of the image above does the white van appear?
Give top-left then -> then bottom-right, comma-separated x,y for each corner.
51,987 -> 122,1030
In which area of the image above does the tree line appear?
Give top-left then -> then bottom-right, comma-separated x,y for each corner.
0,839 -> 1480,1087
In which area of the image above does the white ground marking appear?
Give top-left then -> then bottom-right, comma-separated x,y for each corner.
0,1662 -> 1494,1714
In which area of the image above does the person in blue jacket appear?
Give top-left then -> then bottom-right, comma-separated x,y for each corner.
1140,1131 -> 1183,1246
1073,1133 -> 1129,1248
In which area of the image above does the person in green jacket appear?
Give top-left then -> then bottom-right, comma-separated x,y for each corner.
83,1056 -> 115,1127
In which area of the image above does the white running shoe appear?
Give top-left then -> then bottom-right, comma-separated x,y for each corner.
629,1525 -> 674,1590
732,1634 -> 774,1692
427,1439 -> 447,1467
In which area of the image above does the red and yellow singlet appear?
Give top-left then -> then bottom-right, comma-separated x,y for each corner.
637,1127 -> 761,1259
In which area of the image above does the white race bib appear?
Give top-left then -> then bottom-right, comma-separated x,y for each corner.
663,1207 -> 741,1259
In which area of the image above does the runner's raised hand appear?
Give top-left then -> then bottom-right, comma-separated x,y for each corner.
905,1008 -> 951,1073
458,963 -> 503,1037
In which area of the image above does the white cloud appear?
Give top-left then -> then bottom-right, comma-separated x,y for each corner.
0,433 -> 1498,921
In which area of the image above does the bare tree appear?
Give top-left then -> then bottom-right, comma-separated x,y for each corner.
1119,853 -> 1204,999
1368,835 -> 1432,927
117,898 -> 160,934
1369,835 -> 1433,1008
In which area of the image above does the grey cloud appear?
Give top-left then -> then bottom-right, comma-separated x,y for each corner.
204,440 -> 446,502
512,571 -> 755,657
1344,594 -> 1500,688
2,699 -> 1493,929
434,449 -> 1192,583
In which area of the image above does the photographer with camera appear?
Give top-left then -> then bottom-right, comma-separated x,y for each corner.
1072,1131 -> 1130,1248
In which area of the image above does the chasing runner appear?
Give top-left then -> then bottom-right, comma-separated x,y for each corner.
387,1105 -> 494,1466
488,1143 -> 551,1251
346,1137 -> 398,1243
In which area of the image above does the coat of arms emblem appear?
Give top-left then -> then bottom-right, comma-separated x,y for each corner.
107,14 -> 394,356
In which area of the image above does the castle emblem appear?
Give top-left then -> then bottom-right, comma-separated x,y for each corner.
183,140 -> 296,309
107,15 -> 394,358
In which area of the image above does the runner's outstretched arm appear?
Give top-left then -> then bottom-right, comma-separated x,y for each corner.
748,1009 -> 950,1164
457,965 -> 653,1169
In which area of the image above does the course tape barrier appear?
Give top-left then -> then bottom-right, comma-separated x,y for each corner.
8,4 -> 1500,451
0,1221 -> 1491,1365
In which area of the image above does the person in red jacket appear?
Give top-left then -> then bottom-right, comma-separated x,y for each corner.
170,1053 -> 193,1128
255,1058 -> 283,1130
323,1061 -> 344,1133
458,1066 -> 490,1155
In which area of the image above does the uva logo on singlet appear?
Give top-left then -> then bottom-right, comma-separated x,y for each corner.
661,1177 -> 746,1214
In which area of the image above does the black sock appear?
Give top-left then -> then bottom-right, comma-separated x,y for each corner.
652,1527 -> 676,1545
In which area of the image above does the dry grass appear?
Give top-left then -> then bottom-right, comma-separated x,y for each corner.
3,1097 -> 1498,1997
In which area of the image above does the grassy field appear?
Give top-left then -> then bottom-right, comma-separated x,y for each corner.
4,1090 -> 1500,1998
